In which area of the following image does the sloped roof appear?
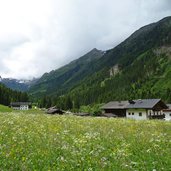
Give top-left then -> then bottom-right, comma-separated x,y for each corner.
101,99 -> 167,110
126,99 -> 161,109
10,102 -> 32,106
101,101 -> 129,109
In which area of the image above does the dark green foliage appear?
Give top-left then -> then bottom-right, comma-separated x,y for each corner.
80,104 -> 103,116
30,16 -> 171,109
65,96 -> 73,110
38,96 -> 52,108
0,83 -> 29,106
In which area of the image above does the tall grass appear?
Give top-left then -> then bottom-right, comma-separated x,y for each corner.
0,105 -> 12,112
0,113 -> 170,170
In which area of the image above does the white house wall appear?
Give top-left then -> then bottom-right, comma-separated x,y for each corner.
20,105 -> 29,110
126,109 -> 148,120
163,111 -> 171,121
12,105 -> 29,110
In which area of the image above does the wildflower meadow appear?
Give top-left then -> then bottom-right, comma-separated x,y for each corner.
0,112 -> 170,170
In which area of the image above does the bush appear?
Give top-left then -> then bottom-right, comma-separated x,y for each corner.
80,104 -> 103,116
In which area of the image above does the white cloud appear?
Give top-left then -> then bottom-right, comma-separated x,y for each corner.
0,0 -> 170,79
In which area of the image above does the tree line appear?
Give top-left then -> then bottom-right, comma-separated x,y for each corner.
0,83 -> 29,106
38,51 -> 171,111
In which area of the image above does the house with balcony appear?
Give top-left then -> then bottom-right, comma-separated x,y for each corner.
102,99 -> 168,120
126,99 -> 167,120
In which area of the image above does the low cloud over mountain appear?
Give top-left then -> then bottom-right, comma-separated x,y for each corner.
0,0 -> 170,79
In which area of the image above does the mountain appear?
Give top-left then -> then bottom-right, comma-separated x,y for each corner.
0,76 -> 38,92
29,48 -> 104,98
29,16 -> 171,108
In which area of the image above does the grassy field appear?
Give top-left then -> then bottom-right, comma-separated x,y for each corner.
0,104 -> 44,114
0,112 -> 170,170
0,104 -> 12,113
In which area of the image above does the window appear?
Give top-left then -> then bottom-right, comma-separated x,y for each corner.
139,112 -> 142,116
128,113 -> 131,115
170,113 -> 171,116
132,113 -> 134,115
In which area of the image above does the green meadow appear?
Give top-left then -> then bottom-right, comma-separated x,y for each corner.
0,112 -> 170,170
0,105 -> 12,113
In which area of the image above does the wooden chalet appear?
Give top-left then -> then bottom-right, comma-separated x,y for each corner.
102,99 -> 168,120
126,99 -> 167,120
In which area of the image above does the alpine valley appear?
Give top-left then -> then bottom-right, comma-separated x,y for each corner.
3,16 -> 171,109
27,16 -> 171,109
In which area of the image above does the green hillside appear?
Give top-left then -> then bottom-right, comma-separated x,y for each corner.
0,104 -> 12,112
29,16 -> 171,108
29,48 -> 104,98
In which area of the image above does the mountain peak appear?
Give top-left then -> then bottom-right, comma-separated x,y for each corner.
85,48 -> 104,59
30,16 -> 171,104
90,48 -> 100,52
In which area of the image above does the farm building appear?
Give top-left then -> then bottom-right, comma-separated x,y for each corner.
46,106 -> 64,114
102,99 -> 168,120
162,104 -> 171,121
126,99 -> 167,120
101,101 -> 129,117
10,102 -> 32,110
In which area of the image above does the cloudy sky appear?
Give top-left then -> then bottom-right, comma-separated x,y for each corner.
0,0 -> 170,79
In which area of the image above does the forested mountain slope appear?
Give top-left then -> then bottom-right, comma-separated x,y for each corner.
29,16 -> 171,108
0,83 -> 29,106
29,48 -> 104,98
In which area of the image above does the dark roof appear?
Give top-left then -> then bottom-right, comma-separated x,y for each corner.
126,99 -> 161,109
10,102 -> 32,106
46,106 -> 64,114
102,99 -> 167,110
101,101 -> 129,109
